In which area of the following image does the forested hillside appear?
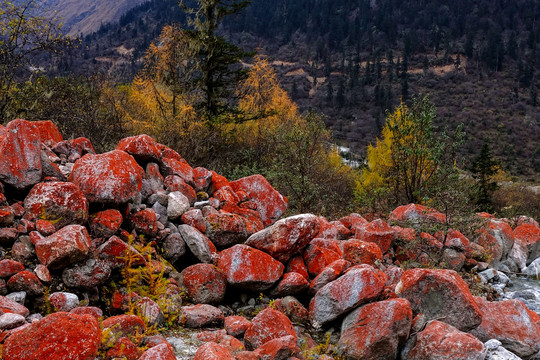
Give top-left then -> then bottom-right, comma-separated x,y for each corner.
71,0 -> 540,178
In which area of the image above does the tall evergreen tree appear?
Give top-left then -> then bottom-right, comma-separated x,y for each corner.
471,142 -> 499,212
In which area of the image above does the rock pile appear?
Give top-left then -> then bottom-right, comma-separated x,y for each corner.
0,119 -> 539,359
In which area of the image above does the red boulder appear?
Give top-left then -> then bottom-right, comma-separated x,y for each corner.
180,264 -> 227,304
35,225 -> 91,270
116,134 -> 161,162
354,219 -> 397,253
244,308 -> 297,349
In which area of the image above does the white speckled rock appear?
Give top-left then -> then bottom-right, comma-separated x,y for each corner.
0,313 -> 26,330
167,191 -> 190,220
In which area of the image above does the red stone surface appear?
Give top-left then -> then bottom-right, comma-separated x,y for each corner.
116,134 -> 161,162
0,119 -> 42,190
217,244 -> 284,291
338,213 -> 369,229
160,156 -> 194,185
180,263 -> 227,304
180,304 -> 224,328
7,270 -> 43,296
338,298 -> 413,360
272,271 -> 309,296
2,312 -> 100,360
0,206 -> 14,227
194,342 -> 236,360
309,259 -> 350,294
24,182 -> 89,230
209,171 -> 230,194
224,315 -> 251,337
318,219 -> 352,240
354,219 -> 397,253
52,137 -> 95,158
204,210 -> 249,247
285,255 -> 309,280
35,225 -> 91,270
303,238 -> 342,276
164,175 -> 197,204
245,214 -> 321,263
395,268 -> 482,331
193,167 -> 213,192
390,203 -> 446,223
139,343 -> 177,360
309,265 -> 386,326
88,209 -> 123,238
514,223 -> 540,259
254,335 -> 300,359
244,308 -> 297,349
195,330 -> 244,354
0,259 -> 24,278
33,120 -> 63,146
128,209 -> 159,237
70,306 -> 103,319
0,295 -> 29,317
97,235 -> 145,269
471,297 -> 540,357
68,150 -> 144,204
343,238 -> 383,266
476,228 -> 503,264
488,220 -> 515,258
404,320 -> 485,360
181,209 -> 207,233
36,220 -> 56,236
106,337 -> 142,360
102,314 -> 146,345
229,174 -> 288,226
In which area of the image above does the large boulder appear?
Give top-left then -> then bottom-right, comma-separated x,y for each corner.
470,297 -> 540,358
180,264 -> 227,304
178,225 -> 217,264
35,225 -> 91,270
303,238 -> 342,277
0,119 -> 42,190
116,134 -> 161,162
217,244 -> 284,291
390,203 -> 446,224
2,312 -> 101,360
338,298 -> 412,360
24,182 -> 89,230
354,219 -> 397,253
68,150 -> 144,204
513,223 -> 540,263
33,120 -> 63,146
403,320 -> 485,360
229,174 -> 288,226
245,214 -> 321,263
488,220 -> 515,259
309,265 -> 386,326
395,268 -> 482,331
204,210 -> 250,248
244,308 -> 297,350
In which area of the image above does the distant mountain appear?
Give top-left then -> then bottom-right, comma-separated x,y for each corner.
40,0 -> 147,36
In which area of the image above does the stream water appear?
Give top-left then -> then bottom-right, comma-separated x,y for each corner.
501,276 -> 540,315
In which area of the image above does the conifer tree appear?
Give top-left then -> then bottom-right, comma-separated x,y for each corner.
471,142 -> 499,212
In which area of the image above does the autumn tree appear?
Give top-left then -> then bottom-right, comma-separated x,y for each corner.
358,96 -> 463,211
0,0 -> 71,120
179,0 -> 253,125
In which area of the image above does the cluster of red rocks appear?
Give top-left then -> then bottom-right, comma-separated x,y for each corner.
0,118 -> 539,360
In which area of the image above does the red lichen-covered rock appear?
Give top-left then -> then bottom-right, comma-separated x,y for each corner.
62,259 -> 111,289
217,244 -> 284,291
309,265 -> 387,326
286,255 -> 309,280
342,238 -> 383,266
272,296 -> 309,324
180,264 -> 227,304
244,308 -> 297,349
270,272 -> 309,297
224,316 -> 251,337
3,312 -> 101,360
164,175 -> 197,204
180,304 -> 224,328
34,264 -> 51,283
194,342 -> 236,360
0,295 -> 29,316
395,268 -> 482,331
209,170 -> 230,193
88,209 -> 123,238
116,134 -> 161,162
33,120 -> 63,146
390,203 -> 446,224
68,150 -> 144,204
181,209 -> 206,233
0,259 -> 24,278
35,225 -> 91,270
476,228 -> 503,264
97,236 -> 145,269
303,238 -> 342,276
213,186 -> 240,204
488,220 -> 515,259
106,337 -> 142,360
403,320 -> 485,360
229,174 -> 288,226
318,218 -> 352,240
245,214 -> 321,263
0,206 -> 14,226
36,219 -> 56,236
48,292 -> 79,312
70,306 -> 103,319
160,156 -> 194,185
52,137 -> 95,159
133,297 -> 164,327
339,213 -> 369,230
195,330 -> 245,354
102,314 -> 146,345
24,182 -> 89,230
470,297 -> 540,358
205,210 -> 249,247
7,270 -> 44,296
0,119 -> 42,190
254,335 -> 301,359
128,209 -> 159,237
354,219 -> 397,253
193,167 -> 213,192
513,223 -> 540,262
309,259 -> 350,294
139,343 -> 176,360
338,298 -> 413,360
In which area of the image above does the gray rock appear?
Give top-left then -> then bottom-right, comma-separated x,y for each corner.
524,258 -> 540,278
62,258 -> 111,289
485,339 -> 523,360
6,291 -> 26,305
178,225 -> 215,264
508,243 -> 528,272
162,233 -> 186,263
135,297 -> 164,327
167,191 -> 190,220
0,313 -> 26,330
152,201 -> 168,225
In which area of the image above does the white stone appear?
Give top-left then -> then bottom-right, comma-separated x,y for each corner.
0,313 -> 26,330
167,191 -> 190,220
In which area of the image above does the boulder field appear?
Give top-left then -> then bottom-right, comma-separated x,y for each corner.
0,119 -> 539,359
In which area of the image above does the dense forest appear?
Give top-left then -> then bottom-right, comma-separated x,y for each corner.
72,0 -> 540,177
